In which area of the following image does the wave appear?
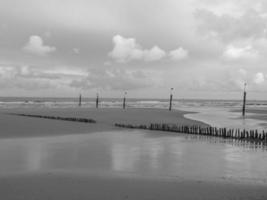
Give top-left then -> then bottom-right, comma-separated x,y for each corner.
1,97 -> 267,109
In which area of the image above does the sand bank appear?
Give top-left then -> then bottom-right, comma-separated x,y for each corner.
0,107 -> 207,138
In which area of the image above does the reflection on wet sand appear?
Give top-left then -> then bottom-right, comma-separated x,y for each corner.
0,130 -> 266,184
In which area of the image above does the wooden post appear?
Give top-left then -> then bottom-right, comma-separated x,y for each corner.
79,93 -> 82,107
242,83 -> 247,117
96,93 -> 99,108
123,92 -> 127,109
169,88 -> 174,111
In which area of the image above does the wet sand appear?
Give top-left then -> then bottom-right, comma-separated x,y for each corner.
0,107 -> 207,138
0,107 -> 267,200
185,106 -> 267,130
230,108 -> 267,129
242,108 -> 267,121
1,172 -> 267,200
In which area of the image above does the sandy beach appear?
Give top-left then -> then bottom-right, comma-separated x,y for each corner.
0,107 -> 207,138
1,172 -> 267,200
0,107 -> 267,200
3,0 -> 267,198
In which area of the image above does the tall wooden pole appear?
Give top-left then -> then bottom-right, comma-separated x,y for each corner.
242,83 -> 247,117
123,92 -> 127,109
79,93 -> 82,107
96,93 -> 99,108
169,88 -> 173,111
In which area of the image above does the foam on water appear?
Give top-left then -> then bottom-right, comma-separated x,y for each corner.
0,97 -> 265,109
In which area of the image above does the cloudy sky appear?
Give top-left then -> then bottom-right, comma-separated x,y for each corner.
1,0 -> 267,99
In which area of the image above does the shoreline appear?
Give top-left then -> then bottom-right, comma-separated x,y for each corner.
0,107 -> 267,199
0,107 -> 208,139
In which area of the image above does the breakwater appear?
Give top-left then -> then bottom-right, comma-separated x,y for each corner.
115,123 -> 267,143
12,113 -> 96,123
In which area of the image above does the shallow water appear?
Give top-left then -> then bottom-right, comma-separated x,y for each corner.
0,130 -> 266,184
184,106 -> 267,130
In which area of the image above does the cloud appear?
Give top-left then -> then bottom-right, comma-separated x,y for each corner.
70,67 -> 153,90
0,64 -> 158,93
169,47 -> 188,60
108,35 -> 143,62
4,0 -> 267,98
218,69 -> 266,91
143,46 -> 166,61
223,44 -> 259,59
0,64 -> 85,91
23,35 -> 56,56
0,65 -> 55,90
195,8 -> 267,42
109,35 -> 188,63
108,35 -> 163,63
254,72 -> 265,84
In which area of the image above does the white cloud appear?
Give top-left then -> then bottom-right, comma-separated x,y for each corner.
143,46 -> 166,61
195,7 -> 267,42
169,47 -> 188,60
23,35 -> 56,56
223,44 -> 259,59
254,72 -> 265,84
109,35 -> 167,62
108,35 -> 143,63
109,35 -> 189,63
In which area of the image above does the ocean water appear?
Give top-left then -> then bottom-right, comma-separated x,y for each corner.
1,97 -> 267,109
1,97 -> 267,129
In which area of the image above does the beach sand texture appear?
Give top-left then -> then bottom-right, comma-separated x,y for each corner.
0,107 -> 207,138
0,107 -> 267,200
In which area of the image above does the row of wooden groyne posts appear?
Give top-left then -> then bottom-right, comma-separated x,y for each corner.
11,113 -> 267,144
13,114 -> 96,123
115,123 -> 267,143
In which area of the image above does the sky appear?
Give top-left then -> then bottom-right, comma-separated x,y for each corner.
1,0 -> 267,99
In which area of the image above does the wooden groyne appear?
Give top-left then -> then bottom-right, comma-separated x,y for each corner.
12,114 -> 96,123
115,123 -> 267,143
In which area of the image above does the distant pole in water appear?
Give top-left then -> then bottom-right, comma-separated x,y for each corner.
96,93 -> 99,108
123,92 -> 127,109
169,88 -> 174,111
79,93 -> 82,107
242,83 -> 247,117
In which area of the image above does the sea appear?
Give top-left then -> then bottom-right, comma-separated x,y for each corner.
1,97 -> 267,130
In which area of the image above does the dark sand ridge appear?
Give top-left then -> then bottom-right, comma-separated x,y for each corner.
0,107 -> 208,138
